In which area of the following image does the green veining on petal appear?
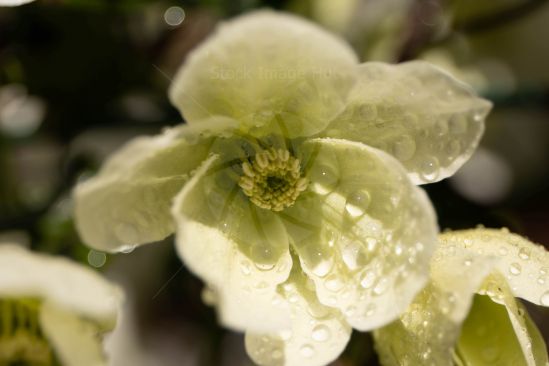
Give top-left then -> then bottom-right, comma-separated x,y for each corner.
0,298 -> 61,366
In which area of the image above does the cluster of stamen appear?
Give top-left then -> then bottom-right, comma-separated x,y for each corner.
0,298 -> 54,365
239,148 -> 308,212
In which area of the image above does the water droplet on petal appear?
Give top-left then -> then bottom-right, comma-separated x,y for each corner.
509,262 -> 521,276
540,291 -> 549,306
464,258 -> 472,267
342,242 -> 362,270
120,244 -> 137,254
392,135 -> 416,161
518,248 -> 530,260
310,164 -> 338,195
311,325 -> 331,342
498,247 -> 508,256
360,270 -> 376,289
449,115 -> 468,134
364,303 -> 376,317
373,278 -> 389,296
481,346 -> 500,363
420,157 -> 440,182
299,344 -> 315,358
324,275 -> 343,292
240,261 -> 251,275
271,349 -> 282,359
115,222 -> 140,245
345,190 -> 371,218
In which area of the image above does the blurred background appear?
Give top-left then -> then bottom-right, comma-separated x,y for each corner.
1,0 -> 548,364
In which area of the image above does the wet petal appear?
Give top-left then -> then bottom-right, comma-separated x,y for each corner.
373,245 -> 495,366
323,61 -> 492,184
439,228 -> 549,307
169,11 -> 357,138
456,278 -> 548,366
74,118 -> 236,252
0,244 -> 120,328
40,302 -> 108,366
172,155 -> 292,332
245,261 -> 351,366
284,138 -> 438,331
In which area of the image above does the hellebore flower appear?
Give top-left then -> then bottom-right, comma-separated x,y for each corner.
74,11 -> 491,365
374,228 -> 549,366
0,244 -> 121,366
0,0 -> 35,6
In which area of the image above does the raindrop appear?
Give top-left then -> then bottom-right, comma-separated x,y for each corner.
518,248 -> 530,260
345,306 -> 357,317
115,222 -> 140,245
540,291 -> 549,306
509,263 -> 521,276
240,261 -> 252,275
288,293 -> 299,304
392,135 -> 416,161
324,275 -> 343,292
311,257 -> 333,277
498,247 -> 508,256
299,344 -> 315,358
345,190 -> 371,217
373,278 -> 389,296
311,325 -> 331,342
360,270 -> 376,289
255,262 -> 276,271
310,164 -> 339,195
537,276 -> 545,285
364,303 -> 376,317
342,242 -> 361,270
420,157 -> 440,182
271,349 -> 283,359
120,244 -> 136,254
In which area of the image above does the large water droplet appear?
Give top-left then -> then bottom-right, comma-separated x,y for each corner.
345,190 -> 371,217
539,291 -> 549,306
310,163 -> 338,195
251,244 -> 276,265
115,222 -> 140,245
342,242 -> 362,270
420,157 -> 440,182
120,244 -> 137,254
392,135 -> 416,161
299,344 -> 315,359
518,248 -> 530,260
311,324 -> 331,342
311,257 -> 333,278
509,262 -> 521,276
360,270 -> 376,289
324,275 -> 343,292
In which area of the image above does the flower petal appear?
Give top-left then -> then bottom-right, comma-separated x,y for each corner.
74,118 -> 236,252
323,61 -> 492,184
245,261 -> 351,366
456,278 -> 548,366
40,301 -> 107,366
373,245 -> 495,366
0,244 -> 120,327
439,228 -> 549,307
169,10 -> 357,138
285,138 -> 438,331
172,155 -> 292,332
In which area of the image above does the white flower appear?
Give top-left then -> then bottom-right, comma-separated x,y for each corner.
0,244 -> 122,366
374,228 -> 549,366
0,0 -> 35,6
74,11 -> 491,365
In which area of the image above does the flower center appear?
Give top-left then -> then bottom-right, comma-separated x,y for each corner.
0,298 -> 55,365
239,148 -> 308,212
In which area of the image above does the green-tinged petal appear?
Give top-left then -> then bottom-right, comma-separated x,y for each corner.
172,155 -> 292,332
169,10 -> 357,138
40,301 -> 107,366
0,244 -> 120,328
323,61 -> 492,184
374,246 -> 495,366
284,138 -> 438,331
440,228 -> 549,307
245,260 -> 351,366
456,284 -> 548,366
74,118 -> 237,252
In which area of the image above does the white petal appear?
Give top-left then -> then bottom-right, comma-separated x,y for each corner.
439,228 -> 549,307
323,61 -> 492,184
0,244 -> 120,327
0,0 -> 35,6
40,301 -> 107,366
245,265 -> 351,366
169,10 -> 357,138
172,155 -> 292,332
285,138 -> 438,331
74,118 -> 237,252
